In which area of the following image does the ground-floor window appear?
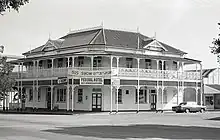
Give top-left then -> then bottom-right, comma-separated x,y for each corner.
205,96 -> 213,105
57,88 -> 66,102
115,89 -> 122,104
78,89 -> 83,103
29,88 -> 33,102
136,89 -> 147,104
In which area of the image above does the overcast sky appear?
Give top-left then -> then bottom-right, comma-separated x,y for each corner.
0,0 -> 219,68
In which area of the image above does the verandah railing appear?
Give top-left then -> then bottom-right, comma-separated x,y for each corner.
12,67 -> 201,81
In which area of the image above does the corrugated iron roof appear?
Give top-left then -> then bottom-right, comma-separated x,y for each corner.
23,27 -> 187,55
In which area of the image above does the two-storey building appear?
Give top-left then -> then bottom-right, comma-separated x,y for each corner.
203,68 -> 220,109
11,26 -> 203,112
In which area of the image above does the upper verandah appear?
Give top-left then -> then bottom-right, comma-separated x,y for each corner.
22,26 -> 187,58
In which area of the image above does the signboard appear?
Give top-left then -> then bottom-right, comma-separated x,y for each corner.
68,69 -> 113,76
112,78 -> 120,87
80,77 -> 103,85
57,77 -> 68,84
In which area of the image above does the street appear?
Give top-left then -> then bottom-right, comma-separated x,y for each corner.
0,112 -> 220,140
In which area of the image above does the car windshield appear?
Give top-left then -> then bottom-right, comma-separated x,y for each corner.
179,102 -> 187,106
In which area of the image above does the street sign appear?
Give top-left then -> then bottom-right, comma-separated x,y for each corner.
57,77 -> 68,84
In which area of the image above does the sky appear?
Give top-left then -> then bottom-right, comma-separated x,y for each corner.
0,0 -> 220,69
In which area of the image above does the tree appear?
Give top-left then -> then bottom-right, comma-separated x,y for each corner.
0,57 -> 15,111
210,23 -> 220,63
0,0 -> 29,15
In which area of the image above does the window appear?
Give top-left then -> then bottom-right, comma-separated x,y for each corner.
173,61 -> 178,70
29,88 -> 33,102
78,89 -> 83,103
126,58 -> 133,68
39,60 -> 43,69
38,88 -> 41,102
205,96 -> 213,105
159,61 -> 166,70
145,59 -> 151,69
78,57 -> 84,67
47,60 -> 52,68
57,88 -> 66,102
46,87 -> 51,101
69,57 -> 72,67
126,90 -> 129,95
115,89 -> 122,104
58,58 -> 63,68
93,57 -> 102,68
136,89 -> 147,104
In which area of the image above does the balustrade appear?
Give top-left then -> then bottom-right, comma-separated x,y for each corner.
13,67 -> 201,81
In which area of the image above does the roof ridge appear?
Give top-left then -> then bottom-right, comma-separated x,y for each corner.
68,26 -> 102,35
104,27 -> 138,34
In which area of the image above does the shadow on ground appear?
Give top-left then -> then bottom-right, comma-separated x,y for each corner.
43,124 -> 220,139
208,117 -> 220,121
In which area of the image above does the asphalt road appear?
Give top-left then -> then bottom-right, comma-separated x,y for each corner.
0,112 -> 220,140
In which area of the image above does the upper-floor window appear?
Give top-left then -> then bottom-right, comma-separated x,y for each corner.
145,59 -> 151,69
159,61 -> 166,70
93,57 -> 102,68
39,60 -> 43,69
47,60 -> 52,68
78,57 -> 84,67
69,57 -> 72,67
126,58 -> 133,68
172,61 -> 178,70
58,58 -> 63,68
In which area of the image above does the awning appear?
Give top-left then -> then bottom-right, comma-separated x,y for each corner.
204,84 -> 220,94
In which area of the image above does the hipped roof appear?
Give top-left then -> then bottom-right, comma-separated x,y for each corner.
23,27 -> 186,55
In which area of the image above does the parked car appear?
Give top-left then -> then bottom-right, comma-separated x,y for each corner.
172,102 -> 206,113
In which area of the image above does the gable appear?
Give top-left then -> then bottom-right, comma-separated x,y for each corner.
41,40 -> 58,52
144,40 -> 167,51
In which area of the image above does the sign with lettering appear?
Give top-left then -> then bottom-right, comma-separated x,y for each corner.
80,77 -> 103,85
68,69 -> 115,76
112,78 -> 120,87
57,77 -> 68,84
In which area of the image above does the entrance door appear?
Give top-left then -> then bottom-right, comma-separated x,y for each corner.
46,88 -> 51,110
150,94 -> 157,110
92,93 -> 102,112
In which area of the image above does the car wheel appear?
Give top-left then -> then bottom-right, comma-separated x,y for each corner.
185,109 -> 190,113
200,108 -> 205,113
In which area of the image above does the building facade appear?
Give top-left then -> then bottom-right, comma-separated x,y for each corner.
203,68 -> 220,109
12,26 -> 203,112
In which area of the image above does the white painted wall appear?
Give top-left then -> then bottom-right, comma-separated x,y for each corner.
25,87 -> 47,109
23,84 -> 185,111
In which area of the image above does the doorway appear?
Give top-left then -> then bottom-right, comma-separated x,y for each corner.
150,94 -> 157,110
92,92 -> 102,112
46,87 -> 51,110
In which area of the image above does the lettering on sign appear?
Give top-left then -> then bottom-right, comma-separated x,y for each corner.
58,77 -> 68,84
112,78 -> 120,87
68,69 -> 112,76
80,77 -> 103,85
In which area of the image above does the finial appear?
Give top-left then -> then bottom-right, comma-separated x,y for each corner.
137,26 -> 140,33
49,32 -> 51,40
154,32 -> 157,40
101,21 -> 104,28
